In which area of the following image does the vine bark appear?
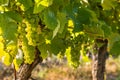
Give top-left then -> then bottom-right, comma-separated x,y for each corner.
92,39 -> 108,80
17,47 -> 43,80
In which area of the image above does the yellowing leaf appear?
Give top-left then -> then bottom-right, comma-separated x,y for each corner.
3,53 -> 13,66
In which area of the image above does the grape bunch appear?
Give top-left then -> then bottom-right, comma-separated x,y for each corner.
24,15 -> 41,46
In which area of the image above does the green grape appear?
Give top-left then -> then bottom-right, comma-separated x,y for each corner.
71,47 -> 80,68
18,22 -> 36,64
24,16 -> 41,46
0,36 -> 6,59
21,36 -> 35,64
65,47 -> 80,68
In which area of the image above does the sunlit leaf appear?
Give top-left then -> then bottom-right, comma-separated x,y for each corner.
40,0 -> 53,7
3,53 -> 13,66
52,19 -> 60,38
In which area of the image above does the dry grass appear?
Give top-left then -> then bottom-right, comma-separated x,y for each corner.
31,57 -> 120,80
1,57 -> 120,80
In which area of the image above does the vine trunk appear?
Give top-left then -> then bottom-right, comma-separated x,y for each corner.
17,48 -> 43,80
92,39 -> 108,80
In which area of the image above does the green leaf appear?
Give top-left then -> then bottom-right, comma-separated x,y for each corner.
52,19 -> 60,38
101,22 -> 112,37
0,13 -> 8,27
18,0 -> 33,10
50,38 -> 65,55
73,8 -> 98,32
3,22 -> 17,41
44,9 -> 58,30
0,13 -> 17,41
34,0 -> 53,13
108,33 -> 120,50
34,4 -> 46,14
84,25 -> 104,38
57,12 -> 67,33
73,20 -> 83,32
77,8 -> 94,24
38,43 -> 48,59
110,41 -> 120,56
102,0 -> 117,10
5,11 -> 22,22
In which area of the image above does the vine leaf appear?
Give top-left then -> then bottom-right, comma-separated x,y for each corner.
34,4 -> 46,14
50,38 -> 65,55
3,22 -> 17,41
84,25 -> 104,38
52,19 -> 60,38
5,11 -> 22,22
38,43 -> 48,59
34,0 -> 53,13
108,33 -> 120,53
102,0 -> 117,10
57,12 -> 67,34
18,0 -> 33,10
44,9 -> 58,30
101,22 -> 112,37
73,8 -> 98,32
110,40 -> 120,56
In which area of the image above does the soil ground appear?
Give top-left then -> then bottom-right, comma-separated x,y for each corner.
0,57 -> 120,80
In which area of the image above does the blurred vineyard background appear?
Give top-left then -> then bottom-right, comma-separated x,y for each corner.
0,55 -> 120,80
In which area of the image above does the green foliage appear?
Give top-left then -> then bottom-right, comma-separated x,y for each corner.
66,47 -> 80,68
50,37 -> 66,55
110,41 -> 120,56
102,0 -> 117,10
0,0 -> 120,69
22,37 -> 35,64
17,0 -> 33,11
38,43 -> 49,59
5,11 -> 22,22
43,9 -> 58,30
